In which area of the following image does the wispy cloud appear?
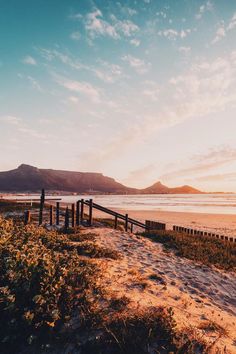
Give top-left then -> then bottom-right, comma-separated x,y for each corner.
195,1 -> 213,20
70,31 -> 81,40
93,60 -> 124,83
178,46 -> 191,54
158,28 -> 191,40
122,55 -> 150,74
130,38 -> 140,46
212,12 -> 236,44
0,115 -> 22,125
122,164 -> 155,187
81,8 -> 139,40
160,147 -> 236,182
142,81 -> 160,101
22,55 -> 37,65
212,24 -> 226,44
55,75 -> 101,103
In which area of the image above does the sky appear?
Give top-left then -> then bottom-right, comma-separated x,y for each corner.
0,0 -> 236,192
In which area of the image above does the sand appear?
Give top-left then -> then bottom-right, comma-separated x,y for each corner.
81,227 -> 236,353
90,208 -> 236,237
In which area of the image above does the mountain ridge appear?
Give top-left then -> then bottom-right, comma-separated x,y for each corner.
0,164 -> 203,194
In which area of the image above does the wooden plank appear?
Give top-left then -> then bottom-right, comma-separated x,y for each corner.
71,203 -> 75,228
80,199 -> 84,224
88,199 -> 93,226
64,207 -> 69,231
50,205 -> 53,226
24,210 -> 31,225
56,202 -> 60,226
114,215 -> 118,229
125,214 -> 128,232
76,200 -> 80,226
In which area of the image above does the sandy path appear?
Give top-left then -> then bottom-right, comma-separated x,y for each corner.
82,227 -> 236,353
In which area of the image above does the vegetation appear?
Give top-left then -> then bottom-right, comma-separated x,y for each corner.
142,229 -> 236,271
0,216 -> 209,353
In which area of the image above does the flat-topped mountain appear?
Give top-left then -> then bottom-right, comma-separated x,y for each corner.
0,164 -> 203,194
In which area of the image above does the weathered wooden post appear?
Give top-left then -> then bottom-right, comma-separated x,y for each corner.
88,199 -> 93,226
50,205 -> 53,226
125,214 -> 128,232
71,203 -> 75,228
80,199 -> 84,224
130,223 -> 133,233
65,207 -> 69,231
114,215 -> 118,229
56,202 -> 60,226
39,188 -> 45,225
76,200 -> 80,226
24,210 -> 31,225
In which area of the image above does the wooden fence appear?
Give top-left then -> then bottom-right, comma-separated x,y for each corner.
23,190 -> 147,232
23,190 -> 236,242
173,225 -> 236,243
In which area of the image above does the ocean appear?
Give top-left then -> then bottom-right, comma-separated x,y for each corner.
7,193 -> 236,215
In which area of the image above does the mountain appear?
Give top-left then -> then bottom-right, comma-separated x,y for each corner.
0,164 -> 203,194
141,181 -> 201,194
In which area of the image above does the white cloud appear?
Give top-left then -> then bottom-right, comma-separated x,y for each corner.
0,115 -> 22,125
195,1 -> 213,20
227,13 -> 236,30
93,61 -> 123,83
68,96 -> 79,103
84,8 -> 139,40
142,81 -> 160,101
122,55 -> 150,74
27,76 -> 42,91
55,76 -> 101,103
167,52 -> 236,125
130,38 -> 140,46
70,31 -> 81,40
23,56 -> 37,65
158,28 -> 191,40
85,9 -> 119,39
212,25 -> 226,44
212,13 -> 236,44
126,8 -> 137,16
178,46 -> 191,54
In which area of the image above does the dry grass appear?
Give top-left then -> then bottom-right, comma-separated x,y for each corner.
142,230 -> 236,271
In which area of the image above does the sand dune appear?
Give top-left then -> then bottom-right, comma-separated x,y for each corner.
81,227 -> 236,353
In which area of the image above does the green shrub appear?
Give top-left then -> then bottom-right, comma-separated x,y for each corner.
0,217 -> 97,352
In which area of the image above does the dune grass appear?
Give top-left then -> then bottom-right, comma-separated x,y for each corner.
142,229 -> 236,271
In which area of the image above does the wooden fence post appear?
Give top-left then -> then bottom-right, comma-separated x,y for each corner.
65,207 -> 69,231
76,200 -> 80,226
80,199 -> 84,224
130,223 -> 133,233
56,202 -> 60,226
114,215 -> 118,229
39,188 -> 45,225
71,203 -> 75,228
88,199 -> 93,226
50,205 -> 53,226
125,214 -> 128,232
24,210 -> 31,225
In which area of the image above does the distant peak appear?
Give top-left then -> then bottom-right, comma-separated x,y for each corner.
17,164 -> 38,171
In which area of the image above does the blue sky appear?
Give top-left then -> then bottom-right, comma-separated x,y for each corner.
1,0 -> 236,191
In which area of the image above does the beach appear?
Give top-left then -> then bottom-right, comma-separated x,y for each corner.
117,209 -> 236,237
87,207 -> 236,237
